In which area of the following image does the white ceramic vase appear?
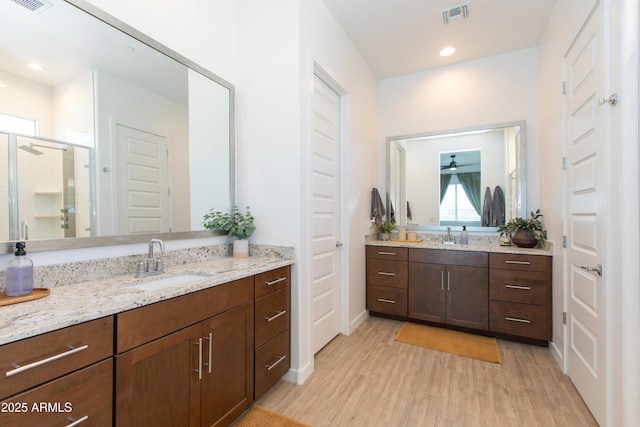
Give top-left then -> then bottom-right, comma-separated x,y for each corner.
233,239 -> 249,258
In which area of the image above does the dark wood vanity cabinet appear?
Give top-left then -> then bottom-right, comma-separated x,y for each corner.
408,249 -> 489,331
365,246 -> 408,317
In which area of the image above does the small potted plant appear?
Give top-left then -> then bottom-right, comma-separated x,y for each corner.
497,209 -> 547,248
377,220 -> 395,241
203,206 -> 256,258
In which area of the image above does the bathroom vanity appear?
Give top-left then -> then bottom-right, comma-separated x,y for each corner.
0,257 -> 292,427
366,241 -> 552,344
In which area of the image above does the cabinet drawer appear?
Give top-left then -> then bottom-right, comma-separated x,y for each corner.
366,246 -> 408,261
255,330 -> 290,399
117,277 -> 254,353
409,248 -> 488,267
255,266 -> 290,299
255,288 -> 290,348
367,285 -> 407,317
0,316 -> 113,400
490,301 -> 549,340
1,358 -> 113,427
490,253 -> 549,272
490,269 -> 548,305
367,259 -> 408,288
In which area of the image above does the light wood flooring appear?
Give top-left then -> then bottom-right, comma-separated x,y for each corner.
257,316 -> 598,427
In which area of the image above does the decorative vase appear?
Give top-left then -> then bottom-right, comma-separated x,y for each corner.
511,228 -> 537,248
379,232 -> 390,241
233,239 -> 249,258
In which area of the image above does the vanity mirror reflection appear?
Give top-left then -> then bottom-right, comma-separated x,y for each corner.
0,0 -> 234,253
387,121 -> 526,230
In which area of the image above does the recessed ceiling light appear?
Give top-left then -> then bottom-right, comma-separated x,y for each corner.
439,47 -> 456,57
27,63 -> 43,71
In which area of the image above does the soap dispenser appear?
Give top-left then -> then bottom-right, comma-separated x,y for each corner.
6,242 -> 33,296
460,226 -> 469,245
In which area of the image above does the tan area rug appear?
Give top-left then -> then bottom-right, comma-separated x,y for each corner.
395,322 -> 502,363
232,405 -> 311,427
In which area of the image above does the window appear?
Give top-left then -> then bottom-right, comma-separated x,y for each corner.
0,113 -> 37,136
440,183 -> 480,223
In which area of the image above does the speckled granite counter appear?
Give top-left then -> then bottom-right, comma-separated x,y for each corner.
366,239 -> 553,256
0,256 -> 293,346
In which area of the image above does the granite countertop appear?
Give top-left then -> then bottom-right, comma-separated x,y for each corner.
366,239 -> 553,256
0,256 -> 293,346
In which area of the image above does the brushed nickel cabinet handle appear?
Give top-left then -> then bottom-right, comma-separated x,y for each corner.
378,251 -> 397,255
447,271 -> 450,291
265,355 -> 287,371
377,271 -> 396,276
203,333 -> 212,374
505,316 -> 531,324
377,298 -> 396,304
5,345 -> 89,377
505,284 -> 531,290
193,338 -> 203,380
504,260 -> 531,265
67,415 -> 89,427
266,310 -> 287,322
266,277 -> 287,286
441,271 -> 444,290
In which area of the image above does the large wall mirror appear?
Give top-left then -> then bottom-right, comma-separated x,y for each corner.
0,0 -> 234,253
387,121 -> 526,231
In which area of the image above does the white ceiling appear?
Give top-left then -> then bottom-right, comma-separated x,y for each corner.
321,0 -> 558,79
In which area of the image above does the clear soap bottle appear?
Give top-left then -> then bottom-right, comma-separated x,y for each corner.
6,242 -> 33,297
460,226 -> 469,245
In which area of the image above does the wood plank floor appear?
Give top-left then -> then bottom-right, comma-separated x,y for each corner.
257,316 -> 598,426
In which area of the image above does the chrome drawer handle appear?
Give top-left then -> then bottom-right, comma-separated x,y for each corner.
5,345 -> 89,377
67,415 -> 89,427
377,272 -> 396,276
265,310 -> 287,322
504,260 -> 531,265
265,355 -> 287,371
266,277 -> 287,286
378,251 -> 397,256
505,316 -> 531,324
377,298 -> 396,304
505,284 -> 531,290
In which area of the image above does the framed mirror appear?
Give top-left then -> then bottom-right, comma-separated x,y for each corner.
387,121 -> 526,231
0,0 -> 234,253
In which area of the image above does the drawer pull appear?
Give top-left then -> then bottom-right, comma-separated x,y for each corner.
378,251 -> 397,256
265,354 -> 287,371
504,260 -> 531,265
377,272 -> 396,276
5,344 -> 89,378
265,310 -> 287,322
67,416 -> 89,427
505,316 -> 531,324
377,298 -> 396,304
203,333 -> 213,374
193,338 -> 203,380
505,284 -> 531,290
266,277 -> 287,286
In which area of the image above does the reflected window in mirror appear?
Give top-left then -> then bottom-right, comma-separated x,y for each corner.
439,150 -> 481,227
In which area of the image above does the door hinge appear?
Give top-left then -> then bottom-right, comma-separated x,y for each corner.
166,148 -> 169,157
562,235 -> 567,248
563,312 -> 567,325
167,187 -> 171,196
562,81 -> 567,95
562,157 -> 567,170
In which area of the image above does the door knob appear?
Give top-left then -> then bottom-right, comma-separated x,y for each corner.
598,93 -> 618,106
580,264 -> 603,277
336,241 -> 343,248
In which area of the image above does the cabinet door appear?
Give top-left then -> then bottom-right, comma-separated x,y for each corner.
408,263 -> 446,323
446,265 -> 488,330
115,324 -> 201,427
200,302 -> 254,427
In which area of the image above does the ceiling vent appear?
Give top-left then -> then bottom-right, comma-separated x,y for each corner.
9,0 -> 52,13
442,2 -> 470,24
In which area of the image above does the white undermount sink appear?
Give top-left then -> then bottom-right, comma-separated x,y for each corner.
130,272 -> 214,292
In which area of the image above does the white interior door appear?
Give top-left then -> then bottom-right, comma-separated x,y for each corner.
311,74 -> 341,354
564,4 -> 606,424
115,124 -> 170,234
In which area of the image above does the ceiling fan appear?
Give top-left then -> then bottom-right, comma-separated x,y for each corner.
440,154 -> 470,171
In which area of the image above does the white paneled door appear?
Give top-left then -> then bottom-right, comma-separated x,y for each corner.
311,74 -> 341,354
115,124 -> 169,234
564,3 -> 605,424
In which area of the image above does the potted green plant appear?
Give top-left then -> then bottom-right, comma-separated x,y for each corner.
377,220 -> 395,241
203,206 -> 256,257
497,209 -> 547,248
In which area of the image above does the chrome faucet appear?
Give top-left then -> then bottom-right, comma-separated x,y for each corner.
443,226 -> 455,244
136,238 -> 165,277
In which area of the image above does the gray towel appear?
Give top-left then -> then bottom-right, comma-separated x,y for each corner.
492,185 -> 505,226
481,187 -> 492,226
371,188 -> 386,227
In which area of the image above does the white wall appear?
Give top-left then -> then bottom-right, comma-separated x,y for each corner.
378,48 -> 540,213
